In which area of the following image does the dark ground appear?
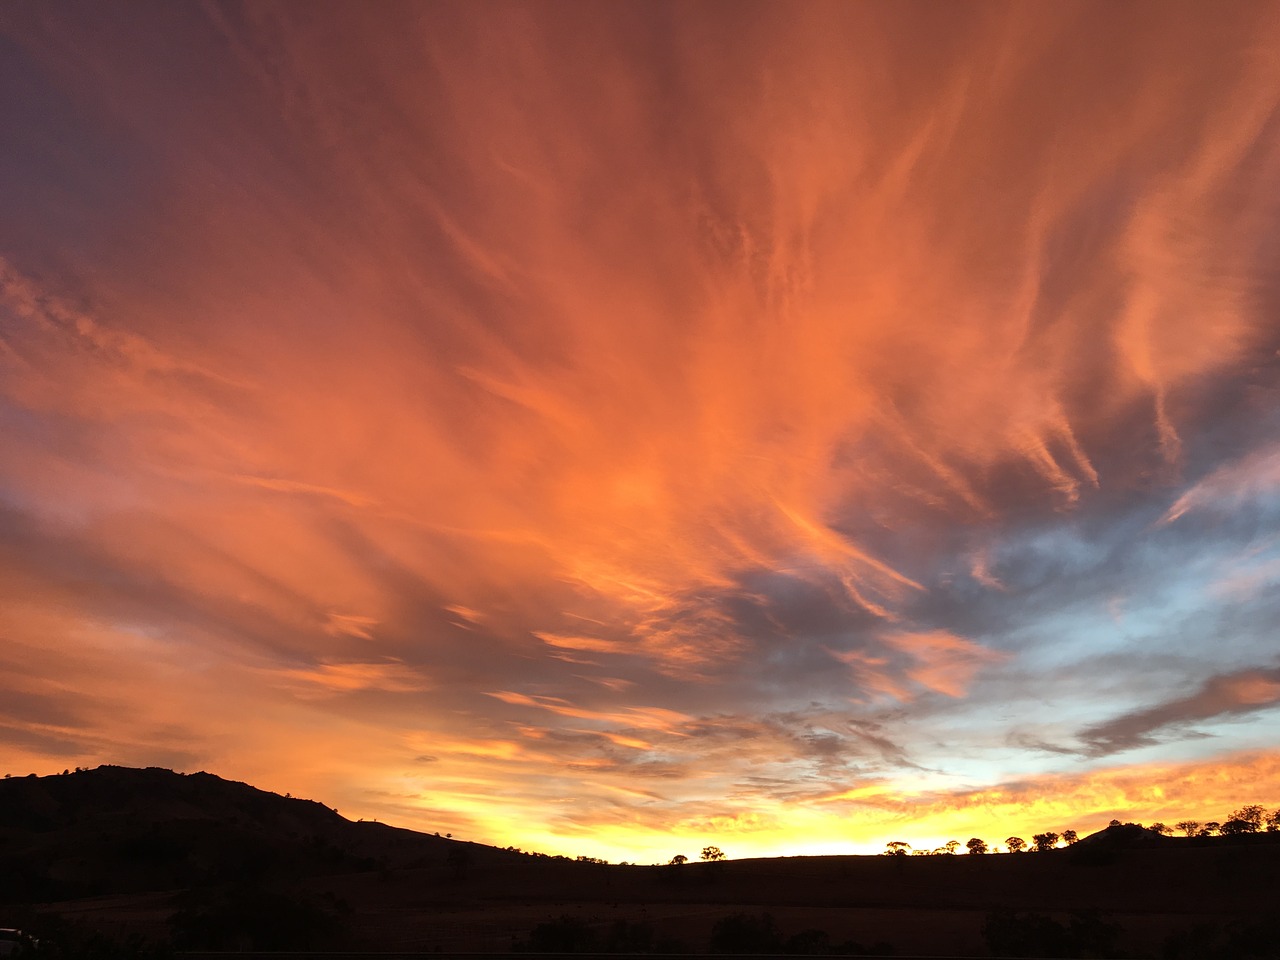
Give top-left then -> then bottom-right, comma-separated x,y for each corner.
2,767 -> 1277,958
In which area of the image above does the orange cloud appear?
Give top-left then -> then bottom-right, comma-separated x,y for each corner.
276,660 -> 430,695
882,631 -> 1010,699
2,1 -> 1279,866
831,631 -> 1007,701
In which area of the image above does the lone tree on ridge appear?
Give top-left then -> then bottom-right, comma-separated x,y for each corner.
966,837 -> 987,854
700,845 -> 726,861
1032,831 -> 1059,852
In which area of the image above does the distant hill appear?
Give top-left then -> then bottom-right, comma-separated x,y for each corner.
1,766 -> 343,836
0,765 -> 474,903
2,766 -> 1278,957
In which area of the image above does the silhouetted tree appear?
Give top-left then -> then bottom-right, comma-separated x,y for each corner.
1176,820 -> 1201,837
1005,836 -> 1026,853
1230,805 -> 1265,832
1032,831 -> 1059,852
1200,821 -> 1221,836
1061,829 -> 1078,845
966,837 -> 987,854
669,854 -> 687,865
700,845 -> 726,861
883,841 -> 910,856
1267,809 -> 1280,832
1150,821 -> 1172,835
943,839 -> 960,855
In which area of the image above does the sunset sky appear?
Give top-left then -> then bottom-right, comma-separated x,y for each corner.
3,1 -> 1280,862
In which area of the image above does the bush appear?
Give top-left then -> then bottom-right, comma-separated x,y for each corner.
983,909 -> 1120,958
1164,913 -> 1280,960
169,886 -> 346,951
709,913 -> 781,953
521,915 -> 598,953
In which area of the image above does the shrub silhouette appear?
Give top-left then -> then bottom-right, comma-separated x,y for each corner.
522,915 -> 598,953
170,887 -> 345,951
709,913 -> 780,953
783,928 -> 832,954
1,912 -> 174,960
983,909 -> 1119,957
601,919 -> 659,953
1164,912 -> 1280,959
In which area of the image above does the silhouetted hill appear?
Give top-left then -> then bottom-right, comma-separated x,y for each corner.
0,766 -> 342,835
2,767 -> 1277,957
1075,821 -> 1177,847
0,766 -> 473,903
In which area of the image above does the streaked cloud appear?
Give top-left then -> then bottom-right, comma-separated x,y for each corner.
1,1 -> 1279,860
1079,666 -> 1280,756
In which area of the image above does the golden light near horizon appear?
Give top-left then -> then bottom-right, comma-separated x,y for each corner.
2,1 -> 1280,861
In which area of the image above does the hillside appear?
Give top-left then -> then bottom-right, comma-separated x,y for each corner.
0,766 -> 469,903
1,767 -> 1278,957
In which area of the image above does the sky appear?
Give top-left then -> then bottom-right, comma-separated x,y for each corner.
2,0 -> 1279,862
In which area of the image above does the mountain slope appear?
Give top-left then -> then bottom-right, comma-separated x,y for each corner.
0,765 -> 461,902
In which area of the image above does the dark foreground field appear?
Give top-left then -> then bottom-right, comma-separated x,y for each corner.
2,767 -> 1277,958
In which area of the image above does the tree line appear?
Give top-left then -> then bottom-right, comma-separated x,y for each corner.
881,803 -> 1280,856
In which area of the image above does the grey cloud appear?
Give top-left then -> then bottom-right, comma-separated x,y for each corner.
0,722 -> 87,759
684,709 -> 917,777
1078,665 -> 1280,756
0,686 -> 94,731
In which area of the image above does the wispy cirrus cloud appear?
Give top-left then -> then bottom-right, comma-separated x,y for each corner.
1163,444 -> 1280,524
1,1 -> 1279,860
